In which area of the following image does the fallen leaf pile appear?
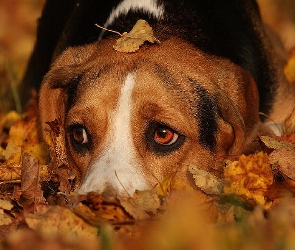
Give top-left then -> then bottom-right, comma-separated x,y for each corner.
0,9 -> 295,248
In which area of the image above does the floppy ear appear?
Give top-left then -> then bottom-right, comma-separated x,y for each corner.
40,80 -> 66,132
213,88 -> 246,157
39,74 -> 68,163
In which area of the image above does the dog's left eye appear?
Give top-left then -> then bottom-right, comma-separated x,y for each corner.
146,122 -> 185,154
154,127 -> 179,145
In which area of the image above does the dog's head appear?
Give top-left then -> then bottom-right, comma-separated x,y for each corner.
40,37 -> 261,196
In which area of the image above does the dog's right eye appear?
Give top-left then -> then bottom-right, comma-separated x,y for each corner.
71,126 -> 88,144
68,124 -> 91,154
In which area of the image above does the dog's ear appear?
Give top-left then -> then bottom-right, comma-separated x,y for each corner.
39,71 -> 70,171
39,77 -> 67,135
39,44 -> 96,148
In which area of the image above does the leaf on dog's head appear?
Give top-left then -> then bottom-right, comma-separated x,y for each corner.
113,19 -> 160,53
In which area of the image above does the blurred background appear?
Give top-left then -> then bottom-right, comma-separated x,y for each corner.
0,0 -> 294,113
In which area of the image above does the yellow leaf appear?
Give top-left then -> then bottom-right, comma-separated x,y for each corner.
25,205 -> 98,240
156,172 -> 177,196
113,19 -> 160,53
0,111 -> 21,131
0,164 -> 21,181
223,152 -> 273,207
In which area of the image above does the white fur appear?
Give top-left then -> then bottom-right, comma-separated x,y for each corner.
78,73 -> 149,196
104,0 -> 164,28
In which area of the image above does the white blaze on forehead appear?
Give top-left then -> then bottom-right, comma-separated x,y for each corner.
104,0 -> 164,28
79,73 -> 149,196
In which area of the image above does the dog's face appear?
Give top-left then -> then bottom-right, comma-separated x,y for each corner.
40,37 -> 261,195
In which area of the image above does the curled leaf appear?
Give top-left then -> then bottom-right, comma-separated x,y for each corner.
113,19 -> 160,53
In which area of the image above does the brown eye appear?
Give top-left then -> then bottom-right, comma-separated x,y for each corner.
72,126 -> 88,144
68,124 -> 92,155
145,122 -> 185,155
154,127 -> 179,145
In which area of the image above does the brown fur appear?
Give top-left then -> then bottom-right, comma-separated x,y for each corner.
40,37 -> 274,192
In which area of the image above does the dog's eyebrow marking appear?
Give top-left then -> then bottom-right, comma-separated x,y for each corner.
152,63 -> 180,90
189,79 -> 218,151
104,0 -> 164,28
153,64 -> 218,151
78,73 -> 149,195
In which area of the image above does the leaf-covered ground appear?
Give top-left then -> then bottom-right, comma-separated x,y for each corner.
1,1 -> 295,249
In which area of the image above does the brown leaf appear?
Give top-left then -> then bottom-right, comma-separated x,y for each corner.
72,193 -> 132,226
120,190 -> 161,220
45,118 -> 69,168
21,153 -> 45,204
113,19 -> 160,53
269,146 -> 295,180
0,199 -> 13,226
25,205 -> 98,240
260,135 -> 295,149
0,164 -> 21,181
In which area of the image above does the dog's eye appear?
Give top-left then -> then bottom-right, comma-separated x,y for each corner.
154,127 -> 179,145
68,124 -> 91,154
71,126 -> 88,144
146,122 -> 185,154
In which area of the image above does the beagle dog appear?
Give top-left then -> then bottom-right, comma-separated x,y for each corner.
21,0 -> 295,196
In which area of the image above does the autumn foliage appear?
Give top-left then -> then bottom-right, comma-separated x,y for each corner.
1,3 -> 295,249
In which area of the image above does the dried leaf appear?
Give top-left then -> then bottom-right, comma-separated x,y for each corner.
223,152 -> 273,207
113,19 -> 160,53
269,146 -> 295,180
0,111 -> 21,132
0,164 -> 21,181
156,172 -> 176,196
25,205 -> 98,240
120,190 -> 161,219
188,165 -> 221,195
279,134 -> 295,144
1,111 -> 48,166
260,135 -> 295,149
0,199 -> 13,226
44,118 -> 73,193
72,193 -> 132,226
21,153 -> 45,203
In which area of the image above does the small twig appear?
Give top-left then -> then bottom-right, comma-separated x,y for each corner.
114,171 -> 131,197
94,24 -> 122,36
